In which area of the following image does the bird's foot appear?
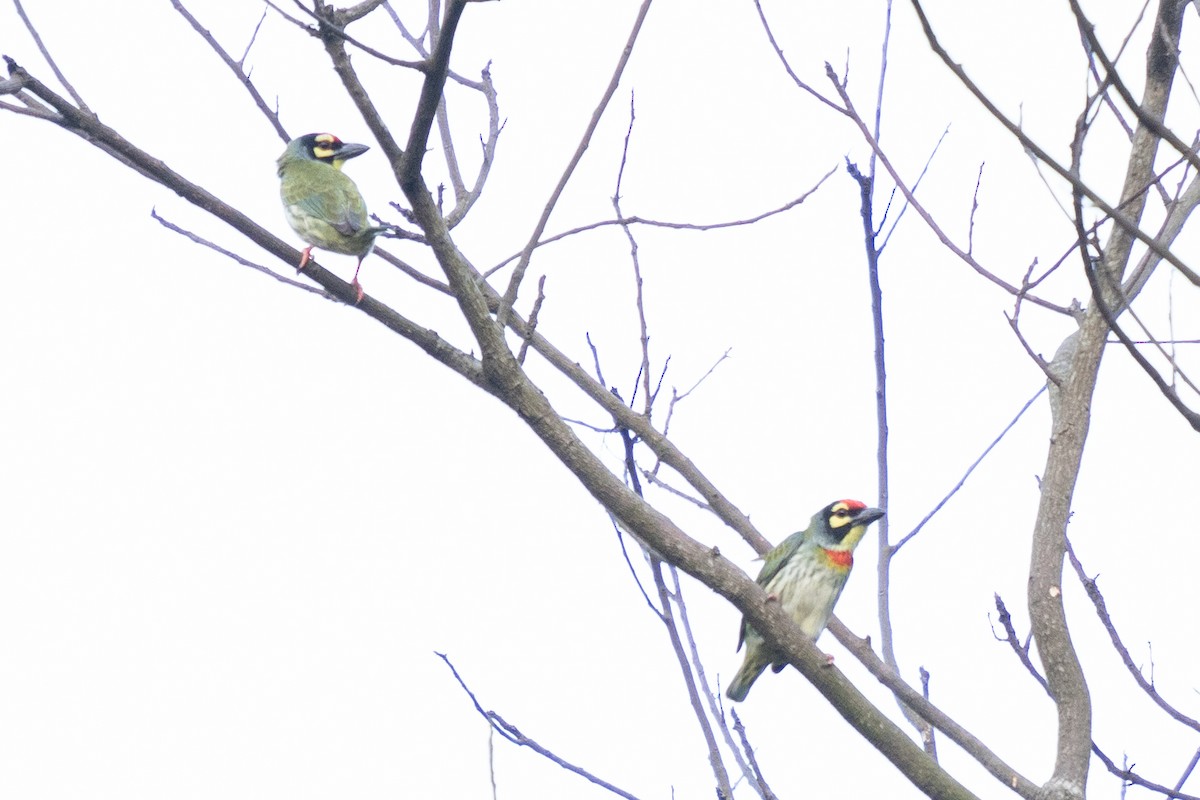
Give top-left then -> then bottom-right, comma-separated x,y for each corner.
765,593 -> 779,603
822,654 -> 836,668
352,278 -> 365,305
297,246 -> 313,273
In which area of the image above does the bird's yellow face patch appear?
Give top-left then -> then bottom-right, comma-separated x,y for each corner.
828,501 -> 859,528
826,499 -> 874,551
311,133 -> 342,161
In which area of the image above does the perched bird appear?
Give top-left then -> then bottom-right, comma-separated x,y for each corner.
726,499 -> 884,702
277,132 -> 389,303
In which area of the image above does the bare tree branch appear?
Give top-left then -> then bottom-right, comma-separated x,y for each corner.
483,171 -> 836,279
893,386 -> 1047,554
1,57 -> 492,398
650,560 -> 733,799
908,0 -> 1200,291
612,92 -> 654,417
1070,0 -> 1200,174
437,653 -> 645,800
301,0 -> 426,69
171,0 -> 290,142
1066,543 -> 1200,732
151,209 -> 332,296
826,64 -> 1073,315
827,619 -> 1041,800
12,0 -> 88,111
496,0 -> 654,327
730,709 -> 779,800
749,0 -> 844,114
993,595 -> 1200,800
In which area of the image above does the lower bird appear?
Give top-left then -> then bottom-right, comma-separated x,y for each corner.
726,499 -> 884,702
277,132 -> 391,303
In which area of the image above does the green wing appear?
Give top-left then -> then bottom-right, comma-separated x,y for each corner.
736,529 -> 807,650
282,161 -> 368,236
754,530 -> 807,588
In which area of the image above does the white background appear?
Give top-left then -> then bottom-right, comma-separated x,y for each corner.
1,1 -> 1198,798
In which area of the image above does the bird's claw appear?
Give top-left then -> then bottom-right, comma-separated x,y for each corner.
352,279 -> 365,305
297,246 -> 313,273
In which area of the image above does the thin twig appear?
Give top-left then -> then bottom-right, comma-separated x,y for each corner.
639,470 -> 713,511
437,653 -> 644,800
991,594 -> 1049,692
649,560 -> 733,799
0,97 -> 55,119
613,92 -> 654,417
658,349 -> 732,443
908,0 -> 1200,291
171,0 -> 290,142
749,0 -> 844,114
12,0 -> 89,111
487,726 -> 498,800
730,710 -> 779,800
483,170 -> 835,278
879,125 -> 950,254
893,386 -> 1047,553
301,1 -> 426,69
826,618 -> 1041,800
386,0 -> 502,228
1069,0 -> 1200,175
1092,742 -> 1200,800
614,400 -> 732,798
967,162 -> 984,255
994,594 -> 1200,800
151,210 -> 333,297
517,275 -> 547,365
496,0 -> 654,326
1174,749 -> 1200,795
1066,542 -> 1200,732
610,517 -> 661,616
826,64 -> 1072,315
666,565 -> 762,796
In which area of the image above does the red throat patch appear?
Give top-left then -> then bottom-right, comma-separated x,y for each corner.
822,548 -> 853,568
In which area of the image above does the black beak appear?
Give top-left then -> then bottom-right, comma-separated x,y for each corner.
854,507 -> 885,526
336,142 -> 370,160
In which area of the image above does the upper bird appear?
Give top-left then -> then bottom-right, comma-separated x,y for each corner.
277,132 -> 388,303
726,499 -> 884,702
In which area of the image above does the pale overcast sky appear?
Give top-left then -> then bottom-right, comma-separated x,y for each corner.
1,2 -> 1198,799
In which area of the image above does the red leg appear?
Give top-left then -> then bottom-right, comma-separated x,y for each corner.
297,246 -> 313,273
351,258 -> 365,304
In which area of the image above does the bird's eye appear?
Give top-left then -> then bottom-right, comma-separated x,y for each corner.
833,508 -> 848,517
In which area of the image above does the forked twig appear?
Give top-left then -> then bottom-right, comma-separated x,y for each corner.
483,171 -> 835,279
12,0 -> 89,111
437,653 -> 644,800
171,0 -> 289,141
1066,542 -> 1200,732
496,0 -> 654,326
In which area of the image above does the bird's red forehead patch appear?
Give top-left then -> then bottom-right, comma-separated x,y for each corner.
838,499 -> 867,511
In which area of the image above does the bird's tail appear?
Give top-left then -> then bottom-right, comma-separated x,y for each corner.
726,654 -> 769,703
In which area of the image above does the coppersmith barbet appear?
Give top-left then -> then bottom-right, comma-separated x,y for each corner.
277,132 -> 390,303
726,499 -> 884,702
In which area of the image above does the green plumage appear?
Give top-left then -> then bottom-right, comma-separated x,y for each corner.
726,499 -> 884,702
277,133 -> 388,301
